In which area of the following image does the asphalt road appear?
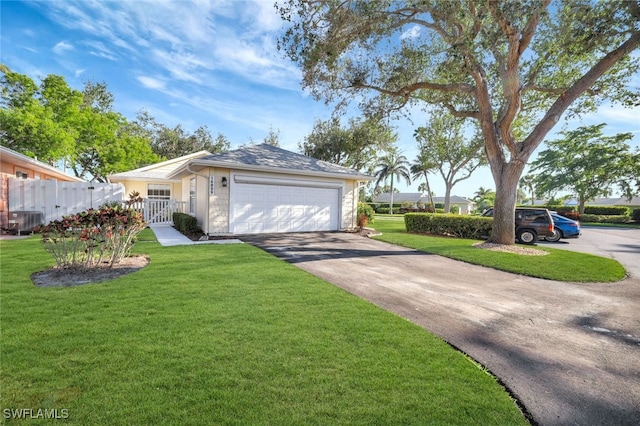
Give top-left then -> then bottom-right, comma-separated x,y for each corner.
245,232 -> 640,426
538,226 -> 640,279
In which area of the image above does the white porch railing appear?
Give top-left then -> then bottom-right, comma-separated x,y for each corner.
128,200 -> 187,224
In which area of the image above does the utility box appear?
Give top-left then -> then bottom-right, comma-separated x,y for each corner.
7,211 -> 44,235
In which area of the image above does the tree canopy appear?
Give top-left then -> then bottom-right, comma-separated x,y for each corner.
0,68 -> 232,182
413,111 -> 485,212
0,69 -> 159,181
300,116 -> 397,173
373,150 -> 411,214
529,124 -> 640,213
278,0 -> 640,244
133,110 -> 229,160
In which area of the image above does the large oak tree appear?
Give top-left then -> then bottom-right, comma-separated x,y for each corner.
277,0 -> 640,244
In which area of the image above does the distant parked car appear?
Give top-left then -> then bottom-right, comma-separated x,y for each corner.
543,212 -> 581,242
482,207 -> 555,244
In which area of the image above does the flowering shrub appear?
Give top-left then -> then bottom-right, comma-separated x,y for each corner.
357,202 -> 375,227
38,204 -> 146,270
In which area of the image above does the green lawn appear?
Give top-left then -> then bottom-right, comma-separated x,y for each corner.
371,215 -> 626,282
0,230 -> 528,425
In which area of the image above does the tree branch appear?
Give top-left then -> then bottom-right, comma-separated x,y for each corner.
351,80 -> 475,97
523,31 -> 640,158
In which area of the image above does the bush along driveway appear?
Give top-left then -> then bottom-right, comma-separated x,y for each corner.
246,230 -> 640,426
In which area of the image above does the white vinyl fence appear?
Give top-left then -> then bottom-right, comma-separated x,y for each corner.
128,200 -> 187,224
8,178 -> 125,225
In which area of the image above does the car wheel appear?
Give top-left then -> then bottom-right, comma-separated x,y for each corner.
545,229 -> 562,242
517,229 -> 537,245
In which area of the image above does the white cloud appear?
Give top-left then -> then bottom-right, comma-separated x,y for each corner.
136,76 -> 166,90
41,0 -> 299,92
83,40 -> 118,61
401,25 -> 421,40
52,41 -> 74,54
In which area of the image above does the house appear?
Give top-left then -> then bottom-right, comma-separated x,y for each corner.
0,146 -> 84,229
373,192 -> 423,205
166,144 -> 373,234
108,150 -> 212,201
374,192 -> 475,214
533,197 -> 640,210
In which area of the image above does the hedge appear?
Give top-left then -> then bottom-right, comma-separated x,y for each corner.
633,209 -> 640,223
405,213 -> 493,239
579,213 -> 630,224
373,203 -> 404,213
584,206 -> 629,215
172,212 -> 201,235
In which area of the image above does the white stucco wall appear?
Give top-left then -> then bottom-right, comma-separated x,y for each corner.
205,168 -> 230,234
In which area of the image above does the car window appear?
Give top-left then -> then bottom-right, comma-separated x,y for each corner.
525,211 -> 548,223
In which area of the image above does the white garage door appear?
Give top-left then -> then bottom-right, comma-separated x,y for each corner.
230,183 -> 340,234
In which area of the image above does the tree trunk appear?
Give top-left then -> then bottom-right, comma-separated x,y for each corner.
426,177 -> 434,208
443,183 -> 452,214
389,175 -> 394,214
578,194 -> 586,215
488,162 -> 525,244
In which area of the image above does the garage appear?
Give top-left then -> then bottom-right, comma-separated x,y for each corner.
230,179 -> 340,234
166,144 -> 373,235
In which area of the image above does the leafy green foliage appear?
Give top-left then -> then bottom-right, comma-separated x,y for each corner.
38,204 -> 146,270
529,124 -> 640,213
472,187 -> 496,213
134,109 -> 230,159
0,69 -> 160,181
356,201 -> 375,226
373,216 -> 626,282
579,214 -> 630,224
414,111 -> 486,212
1,71 -> 80,162
277,0 -> 640,245
632,209 -> 640,222
172,212 -> 201,235
405,213 -> 493,240
410,150 -> 438,208
584,206 -> 629,215
300,116 -> 396,173
374,150 -> 411,214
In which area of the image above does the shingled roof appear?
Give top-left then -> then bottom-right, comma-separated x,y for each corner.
108,151 -> 211,182
169,144 -> 373,180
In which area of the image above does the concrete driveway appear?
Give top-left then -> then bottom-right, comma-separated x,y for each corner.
243,232 -> 640,426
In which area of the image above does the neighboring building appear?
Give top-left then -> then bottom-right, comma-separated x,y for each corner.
613,197 -> 640,209
0,146 -> 84,229
374,193 -> 475,215
532,197 -> 640,209
167,144 -> 373,234
373,192 -> 423,205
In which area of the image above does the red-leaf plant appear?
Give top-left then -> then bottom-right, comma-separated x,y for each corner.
37,203 -> 146,271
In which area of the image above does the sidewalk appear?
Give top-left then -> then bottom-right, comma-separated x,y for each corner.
148,224 -> 243,247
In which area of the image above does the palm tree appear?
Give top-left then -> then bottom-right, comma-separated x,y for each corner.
519,174 -> 536,205
374,151 -> 411,214
410,151 -> 437,209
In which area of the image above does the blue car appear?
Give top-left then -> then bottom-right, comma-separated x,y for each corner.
544,213 -> 581,242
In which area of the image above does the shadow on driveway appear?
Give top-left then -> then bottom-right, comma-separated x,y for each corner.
244,231 -> 640,426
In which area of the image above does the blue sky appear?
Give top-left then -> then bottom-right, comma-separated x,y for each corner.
1,0 -> 639,199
